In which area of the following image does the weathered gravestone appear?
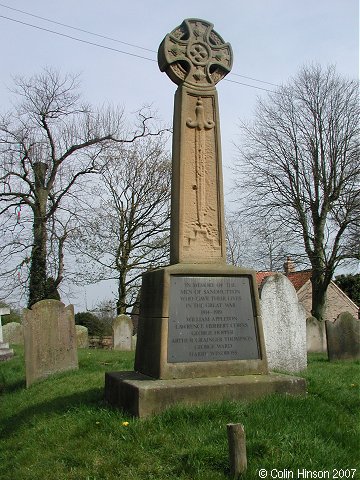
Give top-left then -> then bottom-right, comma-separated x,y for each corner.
260,274 -> 307,372
0,307 -> 14,361
105,18 -> 306,417
306,316 -> 327,353
75,325 -> 89,348
3,322 -> 24,345
112,314 -> 133,351
326,312 -> 360,361
23,300 -> 78,387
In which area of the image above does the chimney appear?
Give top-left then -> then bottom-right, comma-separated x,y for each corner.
283,256 -> 295,274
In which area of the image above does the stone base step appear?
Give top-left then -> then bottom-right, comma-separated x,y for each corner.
105,371 -> 306,417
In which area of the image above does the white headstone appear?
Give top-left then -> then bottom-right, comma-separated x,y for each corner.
112,314 -> 132,351
0,307 -> 13,361
0,307 -> 10,343
260,274 -> 307,372
3,322 -> 24,345
75,325 -> 89,348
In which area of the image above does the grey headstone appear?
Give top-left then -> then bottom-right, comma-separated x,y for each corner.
23,300 -> 78,387
3,322 -> 24,345
112,315 -> 133,351
306,316 -> 326,353
260,274 -> 307,372
326,312 -> 360,361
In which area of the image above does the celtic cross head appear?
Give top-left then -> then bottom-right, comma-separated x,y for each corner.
158,18 -> 233,88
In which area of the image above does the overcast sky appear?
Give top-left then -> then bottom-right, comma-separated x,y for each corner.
0,1 -> 358,309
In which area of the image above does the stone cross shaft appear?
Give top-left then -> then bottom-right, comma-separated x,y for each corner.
158,19 -> 233,264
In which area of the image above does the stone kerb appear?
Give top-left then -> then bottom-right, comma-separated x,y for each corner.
112,314 -> 133,351
75,325 -> 89,348
325,312 -> 360,361
3,322 -> 24,345
23,299 -> 78,387
260,274 -> 307,372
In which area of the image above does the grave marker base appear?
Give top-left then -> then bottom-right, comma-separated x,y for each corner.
105,263 -> 307,416
105,371 -> 306,418
0,343 -> 14,361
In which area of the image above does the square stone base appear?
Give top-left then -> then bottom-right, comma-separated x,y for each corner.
135,264 -> 268,380
104,371 -> 306,417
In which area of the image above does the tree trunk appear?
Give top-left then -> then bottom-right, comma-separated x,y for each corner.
28,163 -> 48,308
116,271 -> 127,315
310,273 -> 328,322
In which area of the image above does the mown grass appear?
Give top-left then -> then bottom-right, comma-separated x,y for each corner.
0,348 -> 359,479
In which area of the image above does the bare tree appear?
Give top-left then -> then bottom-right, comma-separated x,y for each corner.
225,212 -> 252,267
226,211 -> 302,271
0,68 -> 164,307
71,135 -> 171,314
0,206 -> 32,302
233,64 -> 359,320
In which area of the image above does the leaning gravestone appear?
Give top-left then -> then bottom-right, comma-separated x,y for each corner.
0,307 -> 14,361
23,300 -> 78,387
3,322 -> 24,345
105,18 -> 305,417
112,314 -> 132,351
326,312 -> 360,361
260,274 -> 307,372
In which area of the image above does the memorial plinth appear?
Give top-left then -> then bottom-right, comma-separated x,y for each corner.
105,19 -> 306,416
134,264 -> 268,379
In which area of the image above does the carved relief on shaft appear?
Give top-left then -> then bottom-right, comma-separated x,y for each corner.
182,94 -> 221,255
186,97 -> 215,228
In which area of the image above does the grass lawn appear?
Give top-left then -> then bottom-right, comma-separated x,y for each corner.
0,347 -> 359,480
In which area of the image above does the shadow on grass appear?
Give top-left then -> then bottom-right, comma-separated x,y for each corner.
1,379 -> 26,394
0,387 -> 103,439
307,353 -> 328,363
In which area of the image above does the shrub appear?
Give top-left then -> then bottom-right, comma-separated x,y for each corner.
75,311 -> 106,337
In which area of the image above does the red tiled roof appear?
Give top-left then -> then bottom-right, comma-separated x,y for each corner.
256,271 -> 277,287
286,270 -> 312,290
256,269 -> 312,290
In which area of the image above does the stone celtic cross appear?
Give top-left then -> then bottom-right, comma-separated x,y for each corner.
158,19 -> 233,264
158,18 -> 232,88
105,20 -> 303,416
